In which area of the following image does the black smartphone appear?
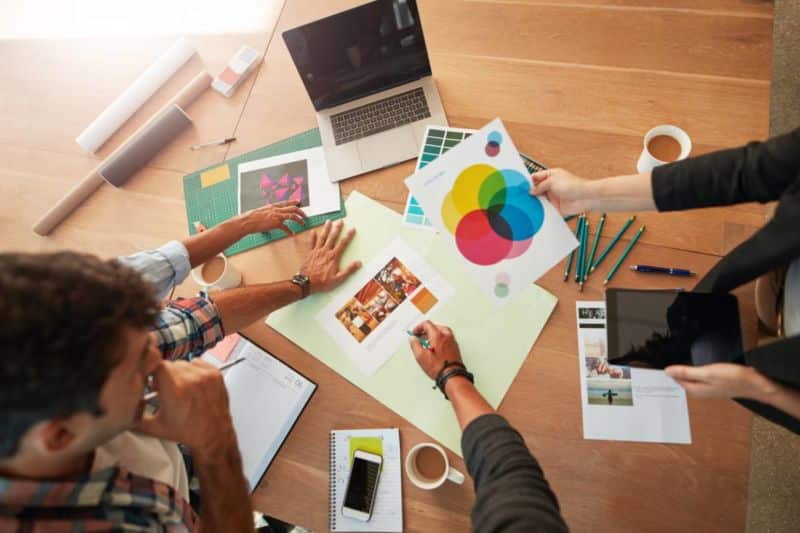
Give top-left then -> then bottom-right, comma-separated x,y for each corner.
342,450 -> 383,521
605,289 -> 744,369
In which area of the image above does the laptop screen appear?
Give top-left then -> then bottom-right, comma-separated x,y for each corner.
283,0 -> 432,111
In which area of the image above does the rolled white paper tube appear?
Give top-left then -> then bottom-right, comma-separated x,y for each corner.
75,37 -> 196,154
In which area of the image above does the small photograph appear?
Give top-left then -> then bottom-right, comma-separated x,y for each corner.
579,307 -> 606,320
355,280 -> 399,324
374,257 -> 422,303
587,378 -> 634,406
579,329 -> 607,359
335,298 -> 379,343
585,357 -> 632,380
239,158 -> 310,213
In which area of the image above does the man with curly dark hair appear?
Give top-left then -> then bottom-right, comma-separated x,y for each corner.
0,202 -> 361,532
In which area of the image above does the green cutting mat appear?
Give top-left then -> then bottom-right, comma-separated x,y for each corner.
182,129 -> 345,256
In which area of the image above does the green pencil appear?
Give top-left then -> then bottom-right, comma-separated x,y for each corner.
563,214 -> 577,222
575,215 -> 586,283
563,215 -> 582,281
604,225 -> 646,285
585,213 -> 606,280
590,215 -> 636,273
579,218 -> 589,290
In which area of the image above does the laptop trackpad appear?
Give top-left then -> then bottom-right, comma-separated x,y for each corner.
358,128 -> 417,170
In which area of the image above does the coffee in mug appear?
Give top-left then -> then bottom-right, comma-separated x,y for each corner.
201,256 -> 227,285
636,124 -> 692,174
647,135 -> 682,163
190,253 -> 242,291
415,446 -> 446,481
405,442 -> 465,490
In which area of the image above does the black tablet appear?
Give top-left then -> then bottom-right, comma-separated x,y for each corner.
605,289 -> 744,369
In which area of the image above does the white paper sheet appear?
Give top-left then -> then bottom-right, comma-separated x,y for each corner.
317,238 -> 454,375
76,37 -> 196,153
576,301 -> 692,444
237,146 -> 341,218
405,118 -> 577,305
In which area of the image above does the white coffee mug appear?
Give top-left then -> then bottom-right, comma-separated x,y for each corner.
190,253 -> 242,291
636,124 -> 692,174
405,442 -> 465,490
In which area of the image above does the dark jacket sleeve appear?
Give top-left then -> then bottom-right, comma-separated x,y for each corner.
651,127 -> 800,212
462,414 -> 568,533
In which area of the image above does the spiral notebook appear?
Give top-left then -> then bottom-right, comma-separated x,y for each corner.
329,428 -> 403,532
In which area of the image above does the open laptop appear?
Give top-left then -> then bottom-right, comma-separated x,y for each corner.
283,0 -> 447,182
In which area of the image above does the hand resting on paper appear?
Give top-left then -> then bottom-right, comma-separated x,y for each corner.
239,199 -> 308,235
299,220 -> 362,294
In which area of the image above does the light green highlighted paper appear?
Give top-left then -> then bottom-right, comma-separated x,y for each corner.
267,192 -> 557,455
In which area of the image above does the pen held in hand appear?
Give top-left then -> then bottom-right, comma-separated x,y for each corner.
407,330 -> 431,350
142,356 -> 246,402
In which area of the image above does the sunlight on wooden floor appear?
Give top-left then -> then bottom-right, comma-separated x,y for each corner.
0,0 -> 282,39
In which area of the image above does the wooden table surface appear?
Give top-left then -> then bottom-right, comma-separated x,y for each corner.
0,0 -> 773,531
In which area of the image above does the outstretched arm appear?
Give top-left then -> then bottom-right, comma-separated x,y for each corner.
530,127 -> 800,215
409,322 -> 568,533
182,201 -> 307,269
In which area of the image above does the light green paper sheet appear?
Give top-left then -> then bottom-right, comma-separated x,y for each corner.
267,192 -> 557,456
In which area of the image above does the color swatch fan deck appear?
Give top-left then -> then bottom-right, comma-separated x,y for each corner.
405,119 -> 577,304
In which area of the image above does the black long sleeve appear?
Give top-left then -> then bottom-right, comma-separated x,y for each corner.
650,128 -> 800,293
462,414 -> 568,533
651,127 -> 800,212
650,127 -> 800,435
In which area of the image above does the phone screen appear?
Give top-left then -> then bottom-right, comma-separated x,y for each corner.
344,456 -> 381,514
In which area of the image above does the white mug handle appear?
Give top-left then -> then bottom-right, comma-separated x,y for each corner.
446,466 -> 465,485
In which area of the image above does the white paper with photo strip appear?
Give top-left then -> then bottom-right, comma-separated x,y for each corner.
318,239 -> 454,375
576,301 -> 692,443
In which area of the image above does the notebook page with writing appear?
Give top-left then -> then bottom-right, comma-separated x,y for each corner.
215,338 -> 317,491
330,429 -> 402,532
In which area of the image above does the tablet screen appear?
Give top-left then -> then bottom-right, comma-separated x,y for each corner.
605,289 -> 743,368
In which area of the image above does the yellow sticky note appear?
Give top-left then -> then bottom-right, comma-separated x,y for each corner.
200,165 -> 231,188
349,436 -> 383,464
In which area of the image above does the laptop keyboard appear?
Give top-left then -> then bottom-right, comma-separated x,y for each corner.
331,88 -> 431,145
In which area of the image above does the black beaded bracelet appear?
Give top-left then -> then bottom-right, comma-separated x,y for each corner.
434,364 -> 474,400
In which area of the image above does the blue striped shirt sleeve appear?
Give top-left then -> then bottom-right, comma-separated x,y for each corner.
116,241 -> 191,301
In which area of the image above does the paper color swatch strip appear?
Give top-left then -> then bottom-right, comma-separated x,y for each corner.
403,126 -> 475,229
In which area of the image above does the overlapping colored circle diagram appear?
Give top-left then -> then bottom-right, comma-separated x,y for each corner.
440,131 -> 545,274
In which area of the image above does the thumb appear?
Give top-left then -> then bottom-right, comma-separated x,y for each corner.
665,365 -> 702,382
530,178 -> 553,196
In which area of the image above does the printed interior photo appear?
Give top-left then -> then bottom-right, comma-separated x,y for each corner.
335,257 -> 433,343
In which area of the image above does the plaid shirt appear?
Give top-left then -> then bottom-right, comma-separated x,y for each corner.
0,242 -> 224,532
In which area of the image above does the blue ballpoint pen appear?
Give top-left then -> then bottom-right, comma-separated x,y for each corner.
630,264 -> 696,277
